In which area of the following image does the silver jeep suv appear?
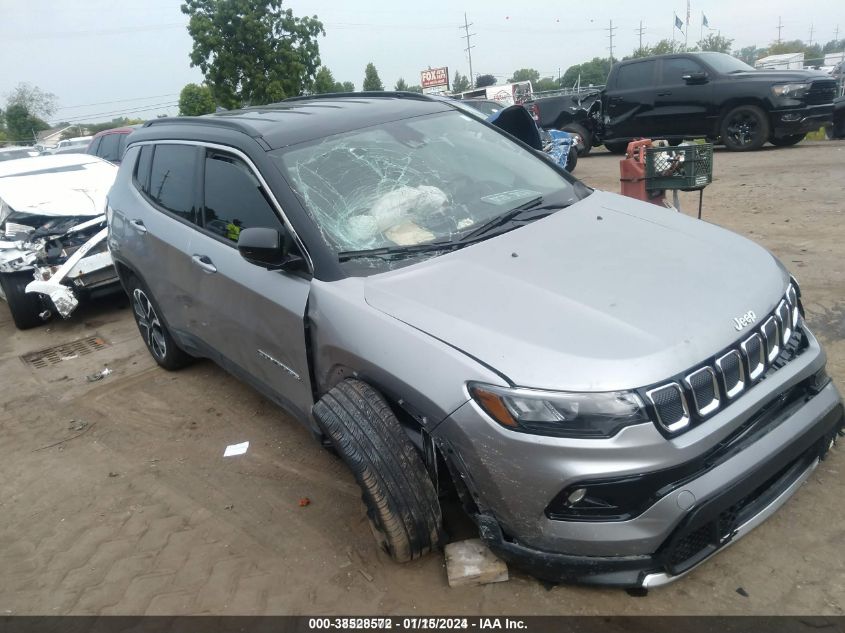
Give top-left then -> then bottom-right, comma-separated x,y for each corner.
106,93 -> 843,588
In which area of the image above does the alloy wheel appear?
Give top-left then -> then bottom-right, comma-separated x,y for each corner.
726,112 -> 760,147
132,288 -> 167,360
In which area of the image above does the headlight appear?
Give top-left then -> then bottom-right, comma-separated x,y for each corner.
468,382 -> 649,438
771,83 -> 810,98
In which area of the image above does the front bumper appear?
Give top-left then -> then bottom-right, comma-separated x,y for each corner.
435,327 -> 843,587
771,104 -> 834,136
476,391 -> 842,587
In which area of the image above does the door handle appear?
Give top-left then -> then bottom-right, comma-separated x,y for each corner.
129,219 -> 147,234
191,254 -> 217,274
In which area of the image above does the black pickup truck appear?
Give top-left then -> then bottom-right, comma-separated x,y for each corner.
525,51 -> 838,153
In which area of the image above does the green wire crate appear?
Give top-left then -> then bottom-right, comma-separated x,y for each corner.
645,143 -> 713,191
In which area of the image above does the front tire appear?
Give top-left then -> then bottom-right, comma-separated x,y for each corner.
565,145 -> 578,172
0,271 -> 45,330
126,275 -> 192,370
313,379 -> 443,563
720,105 -> 770,151
770,133 -> 805,146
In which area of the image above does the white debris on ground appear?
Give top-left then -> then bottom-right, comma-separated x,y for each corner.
444,539 -> 509,588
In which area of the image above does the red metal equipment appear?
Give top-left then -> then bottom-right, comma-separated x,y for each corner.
619,139 -> 665,206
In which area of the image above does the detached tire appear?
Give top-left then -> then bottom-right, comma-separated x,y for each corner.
0,271 -> 44,330
720,105 -> 770,151
313,379 -> 442,563
565,145 -> 578,173
770,133 -> 805,146
562,123 -> 592,156
126,275 -> 192,370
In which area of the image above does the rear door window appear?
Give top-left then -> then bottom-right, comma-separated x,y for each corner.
202,151 -> 283,244
147,144 -> 200,224
615,61 -> 657,90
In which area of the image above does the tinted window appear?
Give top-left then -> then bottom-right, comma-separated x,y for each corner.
135,145 -> 153,191
148,144 -> 198,223
87,137 -> 101,156
615,61 -> 656,90
98,133 -> 121,162
117,134 -> 128,161
203,152 -> 282,243
660,58 -> 705,85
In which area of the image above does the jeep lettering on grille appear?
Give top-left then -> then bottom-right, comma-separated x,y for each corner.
733,310 -> 757,331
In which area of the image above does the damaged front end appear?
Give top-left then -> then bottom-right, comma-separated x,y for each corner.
0,212 -> 115,319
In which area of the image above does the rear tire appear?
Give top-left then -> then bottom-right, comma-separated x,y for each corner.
313,379 -> 443,563
0,271 -> 45,330
561,123 -> 592,156
769,133 -> 805,146
126,275 -> 192,370
604,141 -> 629,154
720,105 -> 770,151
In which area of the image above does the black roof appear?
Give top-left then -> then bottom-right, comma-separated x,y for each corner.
134,93 -> 452,150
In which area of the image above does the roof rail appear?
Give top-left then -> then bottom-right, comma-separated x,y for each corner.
284,91 -> 436,103
142,116 -> 264,138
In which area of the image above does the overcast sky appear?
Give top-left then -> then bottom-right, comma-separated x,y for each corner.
1,0 -> 842,127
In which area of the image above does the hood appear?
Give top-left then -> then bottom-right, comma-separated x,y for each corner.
364,191 -> 789,391
0,156 -> 117,217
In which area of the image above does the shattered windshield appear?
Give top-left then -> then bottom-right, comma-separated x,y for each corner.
270,111 -> 578,265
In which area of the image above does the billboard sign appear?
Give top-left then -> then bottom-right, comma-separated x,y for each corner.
421,67 -> 449,93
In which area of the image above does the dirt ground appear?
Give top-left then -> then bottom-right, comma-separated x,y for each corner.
0,141 -> 843,616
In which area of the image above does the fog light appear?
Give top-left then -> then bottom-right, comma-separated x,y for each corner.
567,488 -> 587,505
781,113 -> 801,122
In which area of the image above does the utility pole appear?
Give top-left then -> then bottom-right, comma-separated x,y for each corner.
777,16 -> 783,44
459,13 -> 476,89
606,19 -> 617,64
808,23 -> 814,46
636,20 -> 645,50
684,0 -> 690,50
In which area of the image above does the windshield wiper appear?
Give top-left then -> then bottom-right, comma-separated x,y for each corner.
338,241 -> 461,262
458,196 -> 571,242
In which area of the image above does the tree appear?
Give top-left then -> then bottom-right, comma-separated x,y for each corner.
561,57 -> 611,87
735,45 -> 765,65
340,81 -> 355,92
451,71 -> 470,93
179,83 -> 216,115
697,34 -> 733,54
4,104 -> 48,144
181,0 -> 325,108
313,66 -> 338,94
362,63 -> 384,91
625,46 -> 653,59
650,39 -> 684,55
406,85 -> 423,93
822,39 -> 845,54
475,74 -> 496,88
394,77 -> 409,91
508,68 -> 540,84
533,77 -> 559,92
6,83 -> 57,118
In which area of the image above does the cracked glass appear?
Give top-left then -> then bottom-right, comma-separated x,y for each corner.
270,111 -> 576,263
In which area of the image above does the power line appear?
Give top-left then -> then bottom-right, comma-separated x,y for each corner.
55,93 -> 180,112
460,13 -> 476,88
56,101 -> 179,124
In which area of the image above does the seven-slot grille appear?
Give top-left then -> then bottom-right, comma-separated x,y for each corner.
646,285 -> 802,434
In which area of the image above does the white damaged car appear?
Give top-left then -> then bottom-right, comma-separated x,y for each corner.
0,154 -> 119,329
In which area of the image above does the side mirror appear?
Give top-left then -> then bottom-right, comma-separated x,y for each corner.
682,71 -> 708,84
237,227 -> 303,270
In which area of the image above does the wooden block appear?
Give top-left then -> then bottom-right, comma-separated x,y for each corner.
444,538 -> 509,587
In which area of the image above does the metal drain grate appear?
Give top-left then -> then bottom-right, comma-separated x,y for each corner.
21,335 -> 108,369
